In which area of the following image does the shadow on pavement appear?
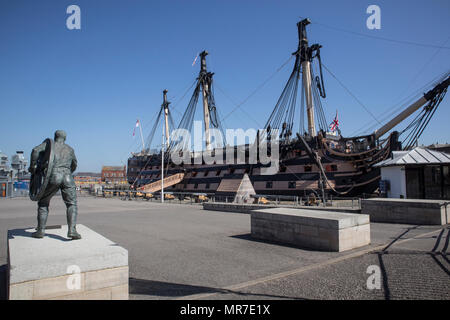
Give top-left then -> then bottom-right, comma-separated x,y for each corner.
129,278 -> 217,297
230,233 -> 329,252
129,277 -> 306,300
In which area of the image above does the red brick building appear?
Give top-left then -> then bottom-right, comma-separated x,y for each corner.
101,166 -> 127,184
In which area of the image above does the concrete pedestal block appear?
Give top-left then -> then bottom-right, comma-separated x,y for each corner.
203,202 -> 361,214
251,208 -> 370,252
361,198 -> 449,225
203,202 -> 276,214
7,224 -> 128,300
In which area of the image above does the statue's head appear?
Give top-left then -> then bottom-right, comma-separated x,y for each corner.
54,130 -> 67,142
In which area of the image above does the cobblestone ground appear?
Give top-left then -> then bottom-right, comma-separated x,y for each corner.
200,226 -> 450,300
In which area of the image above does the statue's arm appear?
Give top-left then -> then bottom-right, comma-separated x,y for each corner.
28,142 -> 46,174
71,149 -> 77,173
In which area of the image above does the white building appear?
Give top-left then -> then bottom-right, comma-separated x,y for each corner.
375,147 -> 450,200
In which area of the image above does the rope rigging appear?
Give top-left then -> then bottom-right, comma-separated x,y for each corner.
310,66 -> 328,131
309,18 -> 450,50
169,83 -> 201,151
206,76 -> 227,142
264,20 -> 329,141
264,54 -> 302,140
220,55 -> 294,123
169,51 -> 226,152
351,70 -> 450,137
144,102 -> 177,152
321,62 -> 381,126
400,86 -> 447,149
145,107 -> 163,151
214,82 -> 262,128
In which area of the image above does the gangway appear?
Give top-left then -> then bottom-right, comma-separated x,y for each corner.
137,173 -> 184,193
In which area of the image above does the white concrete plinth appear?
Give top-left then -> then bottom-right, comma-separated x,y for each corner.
251,208 -> 371,252
361,198 -> 449,225
7,224 -> 128,300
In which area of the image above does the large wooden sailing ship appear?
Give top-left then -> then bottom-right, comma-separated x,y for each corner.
127,19 -> 449,198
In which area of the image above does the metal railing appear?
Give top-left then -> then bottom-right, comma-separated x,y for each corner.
77,187 -> 362,209
0,181 -> 30,199
80,188 -> 214,205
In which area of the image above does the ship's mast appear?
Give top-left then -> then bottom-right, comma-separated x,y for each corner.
298,19 -> 316,137
264,18 -> 327,141
160,89 -> 171,203
199,51 -> 211,150
162,89 -> 170,147
170,50 -> 225,152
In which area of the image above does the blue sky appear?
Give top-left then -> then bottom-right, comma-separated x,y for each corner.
0,0 -> 449,172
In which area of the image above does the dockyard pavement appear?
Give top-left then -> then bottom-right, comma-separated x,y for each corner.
0,196 -> 448,300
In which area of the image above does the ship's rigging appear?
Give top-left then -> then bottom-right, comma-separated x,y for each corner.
128,17 -> 449,198
399,74 -> 449,149
144,90 -> 176,152
169,51 -> 227,152
264,19 -> 329,142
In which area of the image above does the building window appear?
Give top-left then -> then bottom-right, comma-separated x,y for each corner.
194,183 -> 198,189
288,181 -> 296,189
205,183 -> 210,189
304,166 -> 312,172
266,181 -> 273,188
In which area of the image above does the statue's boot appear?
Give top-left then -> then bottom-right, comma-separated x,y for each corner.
66,205 -> 81,240
32,207 -> 48,238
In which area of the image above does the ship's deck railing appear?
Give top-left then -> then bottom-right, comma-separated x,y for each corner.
248,194 -> 362,209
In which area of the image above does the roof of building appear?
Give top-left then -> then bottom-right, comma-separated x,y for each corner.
427,143 -> 450,148
101,166 -> 126,171
375,147 -> 450,167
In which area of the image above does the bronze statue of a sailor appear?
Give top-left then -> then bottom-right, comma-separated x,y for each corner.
28,130 -> 81,240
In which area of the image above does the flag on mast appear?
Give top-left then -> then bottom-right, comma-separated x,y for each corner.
329,111 -> 339,132
192,53 -> 199,66
133,119 -> 140,136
